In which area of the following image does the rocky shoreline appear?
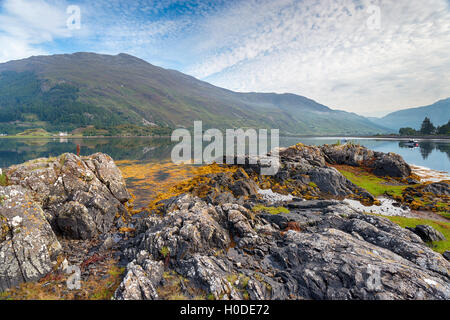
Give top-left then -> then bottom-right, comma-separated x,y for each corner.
0,143 -> 449,300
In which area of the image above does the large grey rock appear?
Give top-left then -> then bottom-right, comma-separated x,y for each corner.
6,153 -> 131,239
0,185 -> 62,291
321,144 -> 411,178
406,225 -> 446,243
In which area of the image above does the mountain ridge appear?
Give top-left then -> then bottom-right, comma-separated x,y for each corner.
369,98 -> 450,131
0,52 -> 390,135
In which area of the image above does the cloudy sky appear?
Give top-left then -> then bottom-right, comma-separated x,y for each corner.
0,0 -> 449,116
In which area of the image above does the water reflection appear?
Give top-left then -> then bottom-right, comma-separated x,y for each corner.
0,137 -> 448,173
398,140 -> 450,161
0,137 -> 175,168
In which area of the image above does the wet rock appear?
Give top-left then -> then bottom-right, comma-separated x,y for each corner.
0,185 -> 62,291
406,225 -> 446,243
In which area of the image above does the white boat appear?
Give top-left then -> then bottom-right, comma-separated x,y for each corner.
404,139 -> 419,147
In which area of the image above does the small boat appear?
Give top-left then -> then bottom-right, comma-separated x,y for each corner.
405,139 -> 419,147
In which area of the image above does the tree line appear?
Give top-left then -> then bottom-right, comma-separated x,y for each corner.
399,117 -> 450,136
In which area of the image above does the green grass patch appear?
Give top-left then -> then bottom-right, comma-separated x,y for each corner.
252,205 -> 289,215
383,215 -> 450,254
0,173 -> 8,186
308,182 -> 318,188
337,168 -> 408,197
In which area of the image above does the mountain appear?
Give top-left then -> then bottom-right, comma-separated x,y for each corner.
369,98 -> 450,132
0,52 -> 389,135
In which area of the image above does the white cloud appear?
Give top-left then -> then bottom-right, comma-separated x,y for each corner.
0,0 -> 75,62
185,0 -> 450,113
0,0 -> 448,114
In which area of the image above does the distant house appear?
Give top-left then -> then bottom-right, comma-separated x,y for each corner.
59,132 -> 68,137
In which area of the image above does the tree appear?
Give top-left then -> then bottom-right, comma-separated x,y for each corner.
420,117 -> 436,135
399,127 -> 417,136
437,120 -> 450,135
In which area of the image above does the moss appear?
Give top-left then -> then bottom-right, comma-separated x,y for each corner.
382,215 -> 450,254
0,173 -> 8,187
226,274 -> 238,285
335,165 -> 409,197
308,182 -> 318,188
160,246 -> 170,258
252,205 -> 289,215
157,271 -> 194,300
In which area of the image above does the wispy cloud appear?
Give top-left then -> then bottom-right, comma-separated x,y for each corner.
185,0 -> 450,114
0,0 -> 448,114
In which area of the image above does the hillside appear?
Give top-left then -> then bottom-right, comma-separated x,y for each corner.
0,52 -> 389,135
369,98 -> 450,131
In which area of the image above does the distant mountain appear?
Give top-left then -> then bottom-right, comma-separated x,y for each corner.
0,52 -> 389,135
369,98 -> 450,131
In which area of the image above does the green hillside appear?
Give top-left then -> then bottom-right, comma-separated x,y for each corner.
0,52 -> 389,135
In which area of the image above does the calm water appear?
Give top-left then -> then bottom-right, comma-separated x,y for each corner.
0,137 -> 448,173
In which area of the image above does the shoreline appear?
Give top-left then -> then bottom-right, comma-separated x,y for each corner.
0,134 -> 449,140
411,165 -> 450,182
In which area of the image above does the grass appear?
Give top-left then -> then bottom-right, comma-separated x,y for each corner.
0,173 -> 8,186
252,205 -> 289,215
160,246 -> 170,258
334,165 -> 409,197
16,128 -> 52,137
308,182 -> 318,188
383,216 -> 450,254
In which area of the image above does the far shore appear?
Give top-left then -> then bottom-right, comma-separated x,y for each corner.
0,133 -> 448,140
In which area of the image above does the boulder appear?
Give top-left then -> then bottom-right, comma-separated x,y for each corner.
321,144 -> 411,178
114,251 -> 164,300
406,225 -> 446,242
443,251 -> 450,261
0,185 -> 62,291
6,153 -> 131,239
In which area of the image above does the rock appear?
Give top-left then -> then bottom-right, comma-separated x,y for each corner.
279,144 -> 326,167
422,182 -> 450,196
138,194 -> 231,261
406,225 -> 446,242
220,145 -> 375,203
114,251 -> 164,300
321,144 -> 411,178
443,251 -> 450,261
117,193 -> 450,300
6,153 -> 131,239
57,201 -> 97,240
0,185 -> 62,291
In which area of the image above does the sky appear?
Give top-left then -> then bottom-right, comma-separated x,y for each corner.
0,0 -> 449,117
